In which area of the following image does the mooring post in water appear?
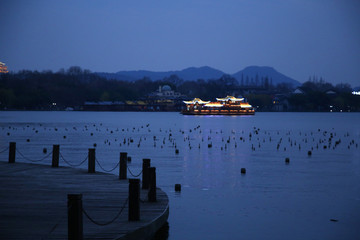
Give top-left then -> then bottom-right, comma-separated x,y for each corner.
119,152 -> 127,179
128,178 -> 140,221
142,158 -> 151,189
67,194 -> 83,240
148,167 -> 157,202
9,142 -> 16,163
88,148 -> 95,173
52,145 -> 60,167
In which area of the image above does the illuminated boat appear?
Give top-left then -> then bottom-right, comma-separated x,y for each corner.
181,96 -> 255,115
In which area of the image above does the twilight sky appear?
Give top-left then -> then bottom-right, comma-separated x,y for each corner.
1,0 -> 359,86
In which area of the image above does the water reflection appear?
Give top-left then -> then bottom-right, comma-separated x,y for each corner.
0,112 -> 359,240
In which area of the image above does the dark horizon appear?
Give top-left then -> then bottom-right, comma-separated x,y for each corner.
2,65 -> 359,88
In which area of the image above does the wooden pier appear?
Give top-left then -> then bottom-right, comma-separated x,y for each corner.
0,161 -> 169,239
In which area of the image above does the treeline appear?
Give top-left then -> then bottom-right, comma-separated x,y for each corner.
0,67 -> 359,111
0,67 -> 280,110
0,67 -> 145,109
287,80 -> 359,111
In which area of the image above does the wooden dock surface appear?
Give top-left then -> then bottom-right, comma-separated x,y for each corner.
0,161 -> 169,240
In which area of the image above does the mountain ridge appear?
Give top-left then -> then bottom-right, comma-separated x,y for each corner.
232,66 -> 301,87
96,66 -> 301,87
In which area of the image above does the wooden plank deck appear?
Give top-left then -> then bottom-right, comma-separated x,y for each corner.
0,162 -> 169,240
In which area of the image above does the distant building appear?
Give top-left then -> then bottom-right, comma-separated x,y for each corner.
325,90 -> 337,95
0,62 -> 9,73
148,85 -> 186,99
352,89 -> 360,96
292,88 -> 305,94
272,94 -> 290,111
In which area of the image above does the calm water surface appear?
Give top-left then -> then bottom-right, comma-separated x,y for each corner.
1,112 -> 359,240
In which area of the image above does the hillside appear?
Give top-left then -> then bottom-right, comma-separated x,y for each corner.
97,66 -> 301,87
232,66 -> 301,87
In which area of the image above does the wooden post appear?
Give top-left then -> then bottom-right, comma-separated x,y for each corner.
128,178 -> 140,221
52,145 -> 60,167
9,142 -> 16,163
67,194 -> 83,240
142,158 -> 151,189
148,167 -> 156,202
88,148 -> 95,173
119,152 -> 127,179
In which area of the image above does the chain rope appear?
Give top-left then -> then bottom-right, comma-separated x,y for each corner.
95,158 -> 120,172
16,149 -> 53,163
82,197 -> 129,226
127,166 -> 143,177
59,152 -> 88,167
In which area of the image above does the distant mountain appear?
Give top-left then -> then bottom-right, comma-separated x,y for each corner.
96,65 -> 301,87
232,66 -> 301,87
96,72 -> 137,81
175,66 -> 225,80
99,66 -> 225,81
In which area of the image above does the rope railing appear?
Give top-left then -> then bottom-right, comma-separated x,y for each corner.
16,149 -> 53,163
59,152 -> 88,167
82,197 -> 129,226
95,158 -> 120,173
127,166 -> 143,177
0,147 -> 9,154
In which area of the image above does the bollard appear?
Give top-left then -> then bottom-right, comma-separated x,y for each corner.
175,184 -> 181,192
9,142 -> 16,163
241,168 -> 246,174
128,178 -> 140,221
285,157 -> 290,164
127,156 -> 132,162
88,148 -> 95,173
67,194 -> 83,240
119,152 -> 127,179
148,167 -> 157,202
52,145 -> 60,167
142,159 -> 151,189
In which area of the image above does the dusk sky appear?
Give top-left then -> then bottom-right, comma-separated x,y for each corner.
1,0 -> 359,86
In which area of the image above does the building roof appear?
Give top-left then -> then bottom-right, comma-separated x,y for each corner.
293,88 -> 305,94
325,90 -> 337,95
162,85 -> 172,91
183,98 -> 210,105
216,96 -> 244,102
0,61 -> 9,73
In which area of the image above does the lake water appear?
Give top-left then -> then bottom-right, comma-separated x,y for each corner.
0,111 -> 359,240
